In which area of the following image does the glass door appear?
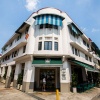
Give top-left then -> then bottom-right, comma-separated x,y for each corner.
40,69 -> 55,91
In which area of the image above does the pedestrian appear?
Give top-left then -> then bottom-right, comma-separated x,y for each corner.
42,77 -> 46,91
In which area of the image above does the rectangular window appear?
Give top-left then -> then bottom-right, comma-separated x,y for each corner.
23,45 -> 26,53
83,40 -> 86,46
87,44 -> 89,48
75,48 -> 78,56
85,54 -> 88,60
38,42 -> 42,50
72,46 -> 74,54
54,42 -> 58,51
39,24 -> 43,29
89,57 -> 92,62
44,41 -> 52,50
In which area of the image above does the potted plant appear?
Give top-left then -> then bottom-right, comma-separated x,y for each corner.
17,72 -> 23,90
72,72 -> 78,93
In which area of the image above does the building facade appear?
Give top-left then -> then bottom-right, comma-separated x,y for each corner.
0,7 -> 100,92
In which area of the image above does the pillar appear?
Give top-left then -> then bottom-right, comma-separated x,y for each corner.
22,61 -> 35,92
5,65 -> 11,88
0,67 -> 5,82
13,64 -> 21,88
60,60 -> 71,92
82,67 -> 87,82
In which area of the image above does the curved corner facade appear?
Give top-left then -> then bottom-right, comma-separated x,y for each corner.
0,7 -> 100,92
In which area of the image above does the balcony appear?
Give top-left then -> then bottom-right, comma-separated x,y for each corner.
2,39 -> 27,57
70,42 -> 92,56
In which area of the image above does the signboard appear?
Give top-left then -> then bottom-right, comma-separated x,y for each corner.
61,68 -> 66,80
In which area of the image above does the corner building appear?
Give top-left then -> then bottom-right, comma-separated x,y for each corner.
0,7 -> 100,92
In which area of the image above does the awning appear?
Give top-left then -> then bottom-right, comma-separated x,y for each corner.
32,58 -> 62,64
68,22 -> 83,35
68,59 -> 99,72
34,14 -> 64,26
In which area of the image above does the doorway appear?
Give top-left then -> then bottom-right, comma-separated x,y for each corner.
40,69 -> 55,91
34,67 -> 60,91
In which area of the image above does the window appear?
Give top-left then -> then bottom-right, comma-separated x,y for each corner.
39,37 -> 42,40
23,45 -> 26,53
25,27 -> 29,34
87,44 -> 89,48
85,55 -> 88,60
89,57 -> 92,62
45,37 -> 52,40
83,40 -> 86,46
72,46 -> 74,54
54,42 -> 58,51
38,42 -> 42,50
39,24 -> 43,29
44,41 -> 52,50
17,34 -> 22,41
54,37 -> 58,40
75,48 -> 78,56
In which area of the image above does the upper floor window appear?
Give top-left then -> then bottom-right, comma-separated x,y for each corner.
72,46 -> 74,54
23,45 -> 26,53
44,41 -> 52,50
87,44 -> 89,48
85,54 -> 88,60
39,24 -> 58,30
75,48 -> 78,56
16,34 -> 22,41
54,42 -> 58,51
25,27 -> 29,34
38,42 -> 42,50
89,57 -> 92,62
83,40 -> 86,46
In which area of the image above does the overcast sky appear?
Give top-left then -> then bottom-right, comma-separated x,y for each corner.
0,0 -> 100,53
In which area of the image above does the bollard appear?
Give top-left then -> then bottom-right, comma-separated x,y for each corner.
56,89 -> 60,100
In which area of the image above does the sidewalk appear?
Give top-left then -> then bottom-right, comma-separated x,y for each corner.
0,82 -> 100,100
28,88 -> 100,100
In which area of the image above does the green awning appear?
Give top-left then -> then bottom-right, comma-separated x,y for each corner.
68,59 -> 99,72
32,58 -> 62,64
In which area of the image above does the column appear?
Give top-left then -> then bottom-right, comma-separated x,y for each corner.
22,61 -> 35,92
13,64 -> 21,88
82,67 -> 87,82
60,60 -> 71,92
5,65 -> 11,88
1,67 -> 5,82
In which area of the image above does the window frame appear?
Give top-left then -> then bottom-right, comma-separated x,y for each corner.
44,41 -> 52,50
38,42 -> 42,50
54,42 -> 58,51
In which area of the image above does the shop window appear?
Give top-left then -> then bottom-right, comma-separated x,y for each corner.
44,41 -> 52,50
38,42 -> 42,50
54,42 -> 58,51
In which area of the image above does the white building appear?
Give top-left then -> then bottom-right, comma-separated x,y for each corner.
0,7 -> 100,92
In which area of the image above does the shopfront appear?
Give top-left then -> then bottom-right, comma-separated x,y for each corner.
34,67 -> 60,91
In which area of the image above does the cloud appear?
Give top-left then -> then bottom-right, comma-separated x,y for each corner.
81,27 -> 88,32
25,0 -> 39,11
92,28 -> 100,33
76,0 -> 91,5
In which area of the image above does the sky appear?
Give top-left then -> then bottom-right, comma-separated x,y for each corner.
0,0 -> 100,53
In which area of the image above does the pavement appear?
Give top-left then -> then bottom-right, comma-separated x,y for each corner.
0,82 -> 100,100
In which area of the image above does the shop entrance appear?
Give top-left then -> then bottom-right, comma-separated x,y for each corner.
34,67 -> 60,91
40,69 -> 55,91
